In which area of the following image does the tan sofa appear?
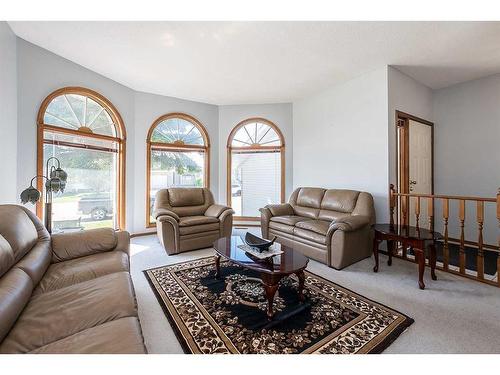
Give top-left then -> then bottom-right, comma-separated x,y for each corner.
260,187 -> 375,269
0,205 -> 146,354
154,188 -> 234,255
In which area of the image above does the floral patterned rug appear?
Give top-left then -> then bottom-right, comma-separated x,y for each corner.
144,256 -> 413,354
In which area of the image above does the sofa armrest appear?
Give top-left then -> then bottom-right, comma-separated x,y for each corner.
263,203 -> 294,217
205,204 -> 232,218
51,228 -> 128,262
330,215 -> 371,232
154,208 -> 180,221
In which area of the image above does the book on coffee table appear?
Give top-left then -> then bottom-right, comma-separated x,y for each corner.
237,244 -> 284,260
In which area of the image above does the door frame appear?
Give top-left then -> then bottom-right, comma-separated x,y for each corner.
395,110 -> 434,226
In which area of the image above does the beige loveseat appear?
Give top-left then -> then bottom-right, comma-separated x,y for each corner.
260,187 -> 375,269
0,205 -> 146,354
154,188 -> 234,255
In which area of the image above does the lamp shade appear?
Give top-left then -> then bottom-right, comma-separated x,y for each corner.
45,177 -> 63,193
49,167 -> 67,193
50,167 -> 68,182
20,186 -> 41,204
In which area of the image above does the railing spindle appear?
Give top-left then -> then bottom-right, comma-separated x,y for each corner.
476,201 -> 484,280
497,188 -> 500,287
389,184 -> 395,227
428,197 -> 434,231
443,198 -> 449,271
459,200 -> 466,274
415,196 -> 421,229
402,195 -> 408,229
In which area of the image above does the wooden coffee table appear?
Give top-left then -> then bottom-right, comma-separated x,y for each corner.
373,224 -> 443,290
213,235 -> 309,320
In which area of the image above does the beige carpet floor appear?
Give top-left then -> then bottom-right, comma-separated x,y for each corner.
130,231 -> 500,354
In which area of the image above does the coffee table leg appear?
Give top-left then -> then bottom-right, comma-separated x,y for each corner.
214,254 -> 221,279
262,274 -> 281,320
387,240 -> 395,266
295,270 -> 306,302
429,242 -> 437,280
373,237 -> 380,272
414,248 -> 426,290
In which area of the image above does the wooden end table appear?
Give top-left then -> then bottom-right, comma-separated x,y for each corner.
372,224 -> 442,290
213,235 -> 309,320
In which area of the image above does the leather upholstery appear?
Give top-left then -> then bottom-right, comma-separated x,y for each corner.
0,205 -> 146,354
51,228 -> 118,263
34,251 -> 129,295
154,188 -> 234,255
1,272 -> 137,353
261,187 -> 375,269
179,216 -> 219,227
270,215 -> 311,226
295,220 -> 330,235
30,317 -> 145,354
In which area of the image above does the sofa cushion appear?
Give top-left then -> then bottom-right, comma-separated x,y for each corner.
270,215 -> 311,226
29,317 -> 145,354
34,251 -> 129,295
0,235 -> 15,278
179,222 -> 220,236
0,206 -> 38,263
293,227 -> 327,245
321,189 -> 360,213
269,221 -> 295,235
318,210 -> 349,222
15,241 -> 52,286
179,216 -> 219,227
0,269 -> 33,343
295,220 -> 330,236
296,188 -> 325,208
0,271 -> 137,353
169,188 -> 205,207
51,228 -> 118,263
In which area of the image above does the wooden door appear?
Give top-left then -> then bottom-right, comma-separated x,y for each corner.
396,111 -> 434,228
408,120 -> 433,227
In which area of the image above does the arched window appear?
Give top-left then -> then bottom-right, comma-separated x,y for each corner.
227,118 -> 285,219
37,87 -> 126,231
146,113 -> 210,226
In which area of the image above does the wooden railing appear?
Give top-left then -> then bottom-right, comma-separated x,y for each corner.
389,184 -> 500,287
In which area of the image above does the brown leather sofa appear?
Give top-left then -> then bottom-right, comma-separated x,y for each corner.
0,205 -> 146,354
154,188 -> 234,255
260,187 -> 375,269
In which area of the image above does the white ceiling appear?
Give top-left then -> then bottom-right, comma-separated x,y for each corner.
9,21 -> 500,105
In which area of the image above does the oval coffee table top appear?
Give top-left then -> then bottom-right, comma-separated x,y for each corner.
213,235 -> 309,275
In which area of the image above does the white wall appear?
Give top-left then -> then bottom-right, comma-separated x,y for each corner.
388,66 -> 434,186
133,91 -> 219,232
433,74 -> 500,244
293,67 -> 389,221
218,104 -> 293,206
16,39 -> 221,233
16,38 -> 137,229
0,23 -> 18,204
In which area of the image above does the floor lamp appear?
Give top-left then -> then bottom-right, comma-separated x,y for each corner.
20,157 -> 68,233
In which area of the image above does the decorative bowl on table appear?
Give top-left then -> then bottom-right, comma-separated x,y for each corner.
244,232 -> 277,253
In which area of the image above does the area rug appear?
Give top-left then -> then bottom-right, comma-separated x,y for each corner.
144,256 -> 413,354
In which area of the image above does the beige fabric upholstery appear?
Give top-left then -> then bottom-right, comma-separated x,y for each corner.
261,187 -> 375,269
154,188 -> 234,255
0,204 -> 146,354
